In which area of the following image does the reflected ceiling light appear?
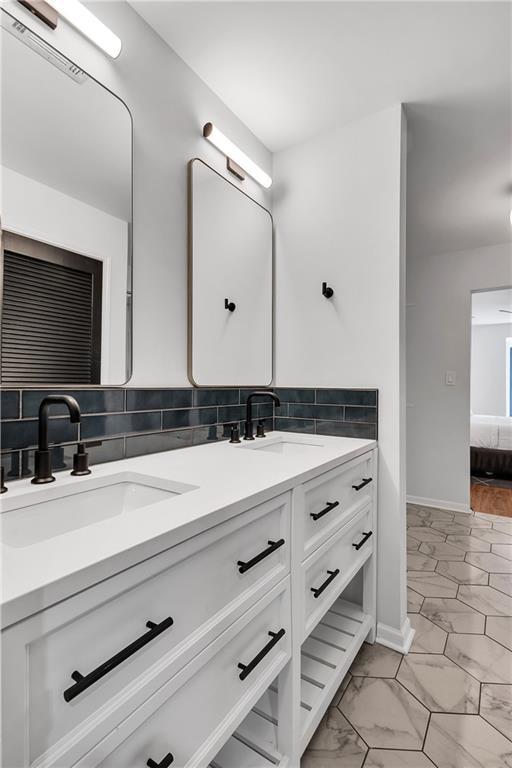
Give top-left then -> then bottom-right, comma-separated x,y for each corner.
44,0 -> 121,58
203,123 -> 272,188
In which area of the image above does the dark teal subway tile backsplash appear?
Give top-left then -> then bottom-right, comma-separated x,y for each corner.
162,407 -> 217,430
81,411 -> 162,440
126,389 -> 193,411
22,389 -> 124,418
316,389 -> 377,406
1,390 -> 20,419
287,403 -> 344,421
1,416 -> 79,450
0,386 -> 377,481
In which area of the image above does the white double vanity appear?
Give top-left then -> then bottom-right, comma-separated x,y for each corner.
1,433 -> 377,768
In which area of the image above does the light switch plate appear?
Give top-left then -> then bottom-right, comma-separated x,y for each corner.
445,371 -> 456,386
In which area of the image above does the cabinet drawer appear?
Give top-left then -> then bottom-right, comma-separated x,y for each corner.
302,506 -> 373,639
79,581 -> 291,768
302,452 -> 374,558
2,494 -> 290,767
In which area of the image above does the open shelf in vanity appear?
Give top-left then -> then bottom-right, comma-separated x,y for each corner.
212,587 -> 373,767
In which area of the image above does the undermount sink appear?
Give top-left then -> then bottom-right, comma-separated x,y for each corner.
0,472 -> 197,548
241,435 -> 325,455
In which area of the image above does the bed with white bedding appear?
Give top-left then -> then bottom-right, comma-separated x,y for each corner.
471,414 -> 512,477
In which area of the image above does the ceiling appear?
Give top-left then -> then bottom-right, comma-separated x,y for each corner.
130,0 -> 511,257
472,288 -> 512,326
1,12 -> 131,220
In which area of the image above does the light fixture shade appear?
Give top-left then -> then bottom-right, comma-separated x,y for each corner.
44,0 -> 121,58
203,123 -> 272,188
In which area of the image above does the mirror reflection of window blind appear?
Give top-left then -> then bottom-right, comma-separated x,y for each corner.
1,244 -> 101,384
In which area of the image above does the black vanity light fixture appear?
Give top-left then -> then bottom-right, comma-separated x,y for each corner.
19,0 -> 122,58
202,123 -> 272,189
18,0 -> 57,29
322,282 -> 334,299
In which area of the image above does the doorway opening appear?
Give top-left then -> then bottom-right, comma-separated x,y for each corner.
470,287 -> 512,516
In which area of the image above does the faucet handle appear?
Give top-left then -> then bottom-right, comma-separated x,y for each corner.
71,443 -> 91,476
256,420 -> 266,438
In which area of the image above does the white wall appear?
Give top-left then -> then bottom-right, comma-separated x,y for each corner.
471,322 -> 512,416
2,0 -> 272,386
407,242 -> 512,511
274,105 -> 410,651
1,167 -> 128,384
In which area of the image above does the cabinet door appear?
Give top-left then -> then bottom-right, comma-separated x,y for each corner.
189,159 -> 272,387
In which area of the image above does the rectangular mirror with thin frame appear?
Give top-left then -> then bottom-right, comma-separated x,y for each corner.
0,10 -> 132,386
188,159 -> 273,387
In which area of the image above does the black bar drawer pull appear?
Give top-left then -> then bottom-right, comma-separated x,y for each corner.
311,568 -> 340,598
238,538 -> 285,574
238,628 -> 286,680
353,531 -> 373,551
352,477 -> 373,491
147,754 -> 174,768
311,500 -> 339,521
63,617 -> 174,702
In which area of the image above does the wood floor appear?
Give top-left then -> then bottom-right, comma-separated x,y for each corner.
471,482 -> 512,517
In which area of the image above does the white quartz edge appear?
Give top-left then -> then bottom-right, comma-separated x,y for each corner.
0,432 -> 375,629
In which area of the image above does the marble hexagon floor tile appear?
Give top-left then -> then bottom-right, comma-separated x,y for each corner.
407,528 -> 446,543
407,516 -> 434,528
491,544 -> 512,560
457,584 -> 512,615
435,560 -> 488,585
429,522 -> 473,536
485,616 -> 512,650
408,613 -> 447,653
444,634 -> 512,683
418,542 -> 465,561
466,517 -> 493,528
423,713 -> 512,768
489,573 -> 512,597
397,653 -> 480,714
446,534 -> 490,552
348,641 -> 403,678
465,552 -> 512,574
407,587 -> 424,613
470,529 -> 512,545
450,514 -> 475,528
408,552 -> 438,571
480,683 -> 512,741
338,678 -> 430,750
332,672 -> 352,707
407,572 -> 458,598
420,597 -> 485,633
494,522 -> 512,534
301,707 -> 367,768
363,750 -> 436,767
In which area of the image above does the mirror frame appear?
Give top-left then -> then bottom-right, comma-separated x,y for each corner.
187,157 -> 274,388
0,8 -> 134,388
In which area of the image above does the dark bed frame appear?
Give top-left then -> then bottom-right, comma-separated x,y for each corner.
471,446 -> 512,479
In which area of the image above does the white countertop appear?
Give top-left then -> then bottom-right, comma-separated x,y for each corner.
0,432 -> 375,629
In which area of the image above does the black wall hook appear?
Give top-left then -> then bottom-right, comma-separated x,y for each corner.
322,282 -> 334,299
225,298 -> 236,312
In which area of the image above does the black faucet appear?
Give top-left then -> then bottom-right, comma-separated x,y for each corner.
32,395 -> 81,484
244,391 -> 281,440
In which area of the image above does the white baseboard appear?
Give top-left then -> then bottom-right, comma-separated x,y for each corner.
407,495 -> 471,514
376,617 -> 415,654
